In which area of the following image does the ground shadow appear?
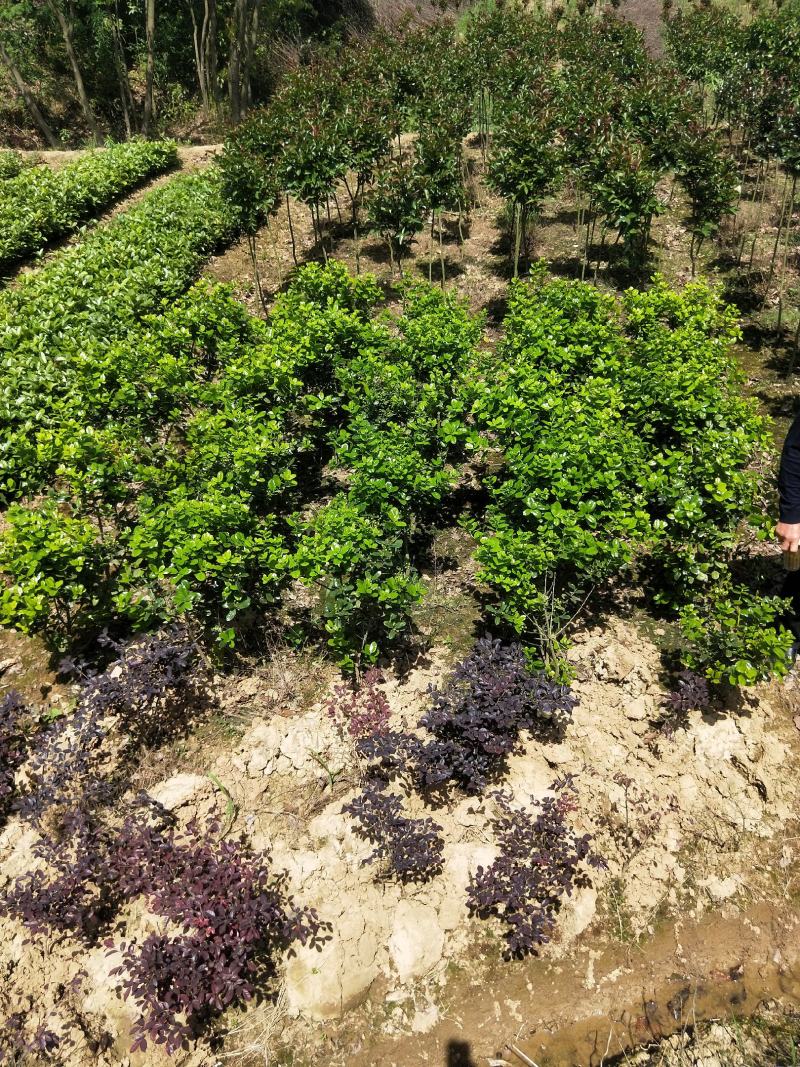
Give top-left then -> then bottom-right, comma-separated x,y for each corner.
446,1039 -> 478,1066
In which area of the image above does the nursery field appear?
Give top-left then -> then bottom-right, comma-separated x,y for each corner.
1,3 -> 800,1066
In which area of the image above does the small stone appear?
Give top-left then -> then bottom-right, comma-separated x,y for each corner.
626,696 -> 651,721
247,750 -> 271,776
701,874 -> 742,901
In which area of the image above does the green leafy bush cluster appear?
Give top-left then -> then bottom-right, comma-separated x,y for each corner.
470,268 -> 789,682
0,150 -> 24,181
0,261 -> 482,662
0,169 -> 240,502
0,141 -> 178,272
0,256 -> 789,683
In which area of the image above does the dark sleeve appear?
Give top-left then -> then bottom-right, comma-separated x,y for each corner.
779,415 -> 800,523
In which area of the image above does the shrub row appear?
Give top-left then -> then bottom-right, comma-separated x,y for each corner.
470,268 -> 792,683
0,262 -> 481,660
0,258 -> 790,682
0,141 -> 178,272
0,168 -> 241,501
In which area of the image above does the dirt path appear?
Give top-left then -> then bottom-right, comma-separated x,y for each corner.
341,902 -> 800,1067
15,143 -> 221,171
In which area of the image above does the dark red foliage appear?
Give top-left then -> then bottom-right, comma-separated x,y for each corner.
466,777 -> 605,959
325,667 -> 391,740
19,627 -> 205,826
346,639 -> 579,884
343,780 -> 444,883
416,638 -> 576,795
0,1013 -> 61,1062
0,692 -> 28,826
110,821 -> 325,1055
665,669 -> 710,714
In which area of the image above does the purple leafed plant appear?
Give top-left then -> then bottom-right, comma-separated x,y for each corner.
19,627 -> 204,826
325,667 -> 391,740
2,804 -> 128,940
110,822 -> 325,1055
343,780 -> 444,884
3,801 -> 325,1055
665,670 -> 710,715
0,692 -> 28,826
466,777 -> 605,959
0,1013 -> 62,1062
415,638 -> 577,795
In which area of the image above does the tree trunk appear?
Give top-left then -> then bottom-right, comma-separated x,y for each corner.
205,0 -> 219,104
48,0 -> 102,142
243,0 -> 260,113
188,2 -> 209,112
143,0 -> 156,137
110,4 -> 135,137
228,0 -> 245,123
0,39 -> 59,147
228,0 -> 259,123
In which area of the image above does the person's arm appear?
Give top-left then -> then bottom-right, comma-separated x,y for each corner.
778,415 -> 800,552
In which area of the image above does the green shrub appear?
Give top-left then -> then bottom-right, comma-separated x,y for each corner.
292,498 -> 425,671
471,272 -> 772,670
0,503 -> 114,643
679,584 -> 794,687
0,150 -> 23,180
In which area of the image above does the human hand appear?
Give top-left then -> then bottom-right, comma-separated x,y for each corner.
777,521 -> 800,552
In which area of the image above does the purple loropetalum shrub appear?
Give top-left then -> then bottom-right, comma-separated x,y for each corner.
0,691 -> 29,826
18,627 -> 205,827
62,625 -> 204,749
343,638 -> 579,883
342,779 -> 444,884
3,798 -> 326,1055
2,803 -> 132,940
325,667 -> 391,741
665,669 -> 710,715
466,777 -> 605,959
415,638 -> 577,795
109,819 -> 325,1055
0,1013 -> 62,1062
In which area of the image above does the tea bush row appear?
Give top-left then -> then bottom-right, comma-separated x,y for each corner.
0,168 -> 241,502
0,140 -> 178,272
469,268 -> 792,683
0,262 -> 482,660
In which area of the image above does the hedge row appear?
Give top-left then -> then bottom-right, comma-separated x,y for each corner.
0,167 -> 241,501
0,140 -> 178,272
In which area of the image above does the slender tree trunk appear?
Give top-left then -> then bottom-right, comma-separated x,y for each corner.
205,0 -> 219,106
243,0 -> 260,114
286,196 -> 298,267
0,39 -> 59,147
228,0 -> 258,124
143,0 -> 156,137
513,202 -> 522,278
188,2 -> 209,113
48,0 -> 102,142
438,209 -> 445,287
110,7 -> 135,137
